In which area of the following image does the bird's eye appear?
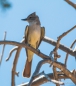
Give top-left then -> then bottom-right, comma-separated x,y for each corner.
29,17 -> 32,19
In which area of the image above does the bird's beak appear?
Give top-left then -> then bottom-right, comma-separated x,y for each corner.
21,18 -> 27,21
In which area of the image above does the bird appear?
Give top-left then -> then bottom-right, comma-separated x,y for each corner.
21,12 -> 45,78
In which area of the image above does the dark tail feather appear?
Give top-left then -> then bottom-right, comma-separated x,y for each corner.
23,58 -> 32,78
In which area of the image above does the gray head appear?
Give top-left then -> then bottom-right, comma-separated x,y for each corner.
21,12 -> 40,25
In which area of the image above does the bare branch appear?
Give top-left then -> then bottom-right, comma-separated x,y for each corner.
53,53 -> 60,86
28,58 -> 76,85
26,58 -> 65,86
52,25 -> 76,86
12,47 -> 21,86
6,39 -> 25,61
18,70 -> 76,86
0,37 -> 76,58
0,34 -> 76,85
64,0 -> 76,9
11,39 -> 25,86
1,38 -> 74,85
0,40 -> 49,60
54,25 -> 76,53
6,46 -> 18,61
43,37 -> 76,57
65,40 -> 76,67
0,31 -> 7,65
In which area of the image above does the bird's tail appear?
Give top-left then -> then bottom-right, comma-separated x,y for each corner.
23,58 -> 32,78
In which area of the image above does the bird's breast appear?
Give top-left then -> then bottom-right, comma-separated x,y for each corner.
28,25 -> 41,45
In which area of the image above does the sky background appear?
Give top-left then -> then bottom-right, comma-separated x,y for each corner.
0,0 -> 76,86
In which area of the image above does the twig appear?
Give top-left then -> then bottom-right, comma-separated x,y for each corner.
53,25 -> 76,53
6,38 -> 25,61
49,51 -> 54,67
12,47 -> 21,86
6,46 -> 18,61
53,54 -> 59,86
0,31 -> 7,65
50,51 -> 60,86
64,0 -> 76,9
65,40 -> 76,67
11,39 -> 25,86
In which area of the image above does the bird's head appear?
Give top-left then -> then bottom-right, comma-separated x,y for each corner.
21,12 -> 40,25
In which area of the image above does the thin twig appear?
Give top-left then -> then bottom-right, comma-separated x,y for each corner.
6,38 -> 25,61
65,40 -> 76,67
53,25 -> 76,53
12,47 -> 21,86
11,39 -> 25,86
6,46 -> 18,61
64,0 -> 76,9
0,31 -> 7,65
6,38 -> 26,61
53,54 -> 59,86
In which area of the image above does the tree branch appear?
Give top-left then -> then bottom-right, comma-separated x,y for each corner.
11,39 -> 25,86
0,31 -> 7,65
0,36 -> 76,85
64,0 -> 76,9
65,40 -> 76,67
52,25 -> 76,86
6,39 -> 26,61
18,58 -> 76,86
6,46 -> 18,61
12,47 -> 22,86
43,25 -> 76,57
0,37 -> 76,58
27,58 -> 64,86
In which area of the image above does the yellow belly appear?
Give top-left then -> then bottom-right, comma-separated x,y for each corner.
28,26 -> 41,48
27,25 -> 41,62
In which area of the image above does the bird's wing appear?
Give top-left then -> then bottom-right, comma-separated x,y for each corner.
24,25 -> 29,43
23,25 -> 32,78
36,27 -> 45,48
24,25 -> 29,57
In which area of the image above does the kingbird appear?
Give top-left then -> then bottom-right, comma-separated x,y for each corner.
21,12 -> 45,77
